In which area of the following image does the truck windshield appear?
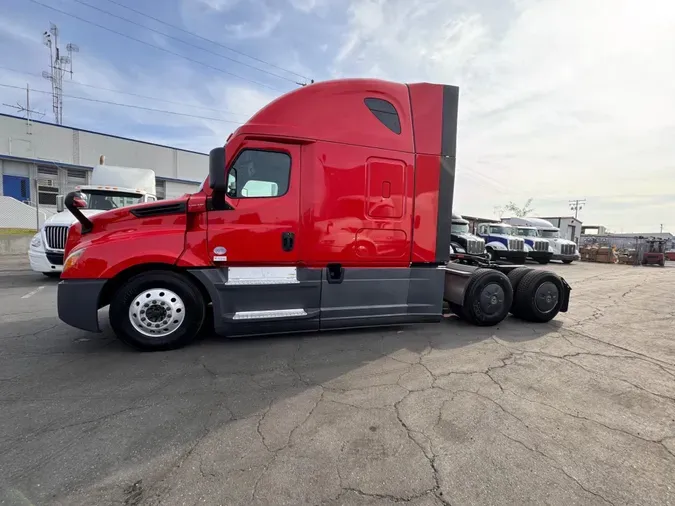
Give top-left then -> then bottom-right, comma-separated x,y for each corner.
539,229 -> 560,238
489,225 -> 512,235
451,222 -> 470,234
516,228 -> 539,237
77,190 -> 144,210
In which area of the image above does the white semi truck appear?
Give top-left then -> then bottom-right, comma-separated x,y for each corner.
504,217 -> 580,264
28,162 -> 157,277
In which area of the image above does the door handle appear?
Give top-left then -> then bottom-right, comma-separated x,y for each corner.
282,232 -> 295,252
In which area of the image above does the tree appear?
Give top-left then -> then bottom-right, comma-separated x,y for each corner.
503,198 -> 535,217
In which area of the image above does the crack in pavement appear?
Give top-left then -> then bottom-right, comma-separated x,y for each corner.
498,430 -> 615,506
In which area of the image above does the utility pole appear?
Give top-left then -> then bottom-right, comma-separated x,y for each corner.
569,198 -> 586,219
660,224 -> 664,233
2,84 -> 45,134
42,23 -> 79,125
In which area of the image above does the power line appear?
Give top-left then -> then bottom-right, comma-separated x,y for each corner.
27,0 -> 285,92
0,82 -> 244,124
0,66 -> 251,118
569,198 -> 586,219
99,0 -> 311,82
71,0 -> 304,85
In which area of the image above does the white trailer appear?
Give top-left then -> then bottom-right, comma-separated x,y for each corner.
504,217 -> 580,264
28,162 -> 157,276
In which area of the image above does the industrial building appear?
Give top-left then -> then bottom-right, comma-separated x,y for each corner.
0,113 -> 207,217
534,216 -> 582,244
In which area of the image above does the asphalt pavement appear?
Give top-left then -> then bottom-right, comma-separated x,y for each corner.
1,256 -> 674,506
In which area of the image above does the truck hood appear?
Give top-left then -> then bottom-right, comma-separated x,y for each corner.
43,209 -> 106,227
487,234 -> 520,241
544,237 -> 577,247
452,232 -> 484,242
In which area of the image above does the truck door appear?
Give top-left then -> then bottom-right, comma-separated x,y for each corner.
203,141 -> 320,337
207,142 -> 301,265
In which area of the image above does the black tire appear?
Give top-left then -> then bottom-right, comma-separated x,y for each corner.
535,258 -> 550,264
512,270 -> 564,323
43,272 -> 61,278
562,259 -> 573,264
507,267 -> 530,294
109,271 -> 206,351
507,267 -> 531,317
461,269 -> 513,326
514,255 -> 527,265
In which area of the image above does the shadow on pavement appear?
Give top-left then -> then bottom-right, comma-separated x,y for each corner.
0,311 -> 559,505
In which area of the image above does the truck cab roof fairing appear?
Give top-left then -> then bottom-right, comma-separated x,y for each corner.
234,79 -> 414,152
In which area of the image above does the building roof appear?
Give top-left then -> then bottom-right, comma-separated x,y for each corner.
584,232 -> 674,239
537,216 -> 583,223
0,112 -> 207,156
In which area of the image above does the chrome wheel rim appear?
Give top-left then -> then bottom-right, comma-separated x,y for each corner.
129,288 -> 185,338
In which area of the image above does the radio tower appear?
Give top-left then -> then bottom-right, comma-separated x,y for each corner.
42,23 -> 79,125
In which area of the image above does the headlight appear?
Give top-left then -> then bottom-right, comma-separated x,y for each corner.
63,248 -> 85,272
454,246 -> 465,253
30,233 -> 42,248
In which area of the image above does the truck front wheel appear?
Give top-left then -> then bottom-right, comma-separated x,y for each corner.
109,271 -> 206,351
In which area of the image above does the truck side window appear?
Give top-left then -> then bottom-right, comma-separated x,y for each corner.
227,149 -> 291,198
364,98 -> 401,134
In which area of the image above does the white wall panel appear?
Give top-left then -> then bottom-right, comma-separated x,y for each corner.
165,181 -> 199,200
0,115 -> 207,183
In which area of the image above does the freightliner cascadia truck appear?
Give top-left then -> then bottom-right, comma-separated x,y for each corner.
57,79 -> 571,351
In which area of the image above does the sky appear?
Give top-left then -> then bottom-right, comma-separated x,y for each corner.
1,0 -> 674,233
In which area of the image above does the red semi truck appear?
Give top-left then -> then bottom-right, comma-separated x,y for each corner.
58,78 -> 570,351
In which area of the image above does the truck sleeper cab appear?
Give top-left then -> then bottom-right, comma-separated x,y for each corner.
476,223 -> 527,264
511,226 -> 553,264
57,79 -> 571,351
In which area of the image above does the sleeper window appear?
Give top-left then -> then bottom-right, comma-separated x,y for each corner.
364,98 -> 401,134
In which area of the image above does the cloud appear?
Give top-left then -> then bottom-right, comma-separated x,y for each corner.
223,10 -> 282,40
188,0 -> 240,12
288,0 -> 326,13
181,0 -> 283,40
331,0 -> 675,231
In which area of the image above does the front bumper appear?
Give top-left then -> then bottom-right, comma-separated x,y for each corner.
528,251 -> 554,261
498,250 -> 527,261
57,279 -> 107,332
28,249 -> 64,273
552,253 -> 580,262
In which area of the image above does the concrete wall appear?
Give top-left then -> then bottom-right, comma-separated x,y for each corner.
0,114 -> 207,182
0,234 -> 32,255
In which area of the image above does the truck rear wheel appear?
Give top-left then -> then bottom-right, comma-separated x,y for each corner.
511,270 -> 563,323
507,267 -> 531,297
461,269 -> 513,326
109,271 -> 206,351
